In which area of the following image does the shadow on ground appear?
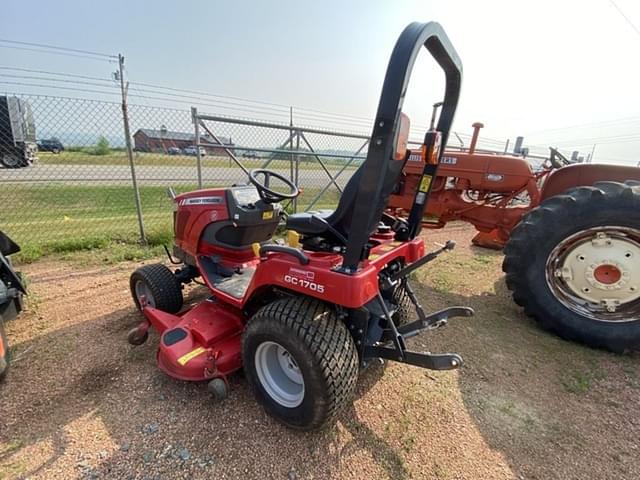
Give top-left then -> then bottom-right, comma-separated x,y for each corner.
0,285 -> 412,480
1,242 -> 638,479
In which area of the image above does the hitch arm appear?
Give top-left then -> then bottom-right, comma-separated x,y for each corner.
364,346 -> 462,370
398,306 -> 474,339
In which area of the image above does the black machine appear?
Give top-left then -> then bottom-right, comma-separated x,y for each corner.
0,96 -> 38,168
0,231 -> 26,380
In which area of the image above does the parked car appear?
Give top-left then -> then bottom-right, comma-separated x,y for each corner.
183,145 -> 207,156
37,138 -> 64,154
167,147 -> 182,155
243,150 -> 259,159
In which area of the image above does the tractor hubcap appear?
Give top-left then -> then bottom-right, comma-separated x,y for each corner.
134,280 -> 156,308
254,341 -> 304,408
546,227 -> 640,322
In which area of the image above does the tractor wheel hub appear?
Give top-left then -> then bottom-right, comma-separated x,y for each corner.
548,228 -> 640,320
254,341 -> 305,408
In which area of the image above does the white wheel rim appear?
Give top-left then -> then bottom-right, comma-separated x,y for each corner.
134,280 -> 156,308
546,227 -> 640,322
254,341 -> 304,408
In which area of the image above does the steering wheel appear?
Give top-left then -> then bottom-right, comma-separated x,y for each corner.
548,147 -> 571,169
248,169 -> 300,203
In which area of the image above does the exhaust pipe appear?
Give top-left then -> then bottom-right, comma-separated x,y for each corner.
469,122 -> 484,154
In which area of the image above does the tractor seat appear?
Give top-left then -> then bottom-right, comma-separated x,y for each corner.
285,165 -> 364,242
285,210 -> 333,236
285,145 -> 407,244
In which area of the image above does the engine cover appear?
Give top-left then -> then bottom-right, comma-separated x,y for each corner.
173,186 -> 281,261
437,152 -> 534,193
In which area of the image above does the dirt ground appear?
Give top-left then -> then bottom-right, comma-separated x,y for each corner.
1,224 -> 638,480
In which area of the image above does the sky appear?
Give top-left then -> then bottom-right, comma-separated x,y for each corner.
2,0 -> 640,165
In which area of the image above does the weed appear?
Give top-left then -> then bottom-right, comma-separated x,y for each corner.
561,370 -> 594,394
433,462 -> 450,479
472,254 -> 495,265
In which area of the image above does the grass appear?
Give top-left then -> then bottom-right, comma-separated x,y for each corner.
38,150 -> 360,170
560,360 -> 607,395
561,370 -> 595,394
1,182 -> 339,264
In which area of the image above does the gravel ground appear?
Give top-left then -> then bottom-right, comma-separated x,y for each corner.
1,224 -> 638,479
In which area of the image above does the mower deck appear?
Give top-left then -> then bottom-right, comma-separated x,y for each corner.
143,299 -> 243,382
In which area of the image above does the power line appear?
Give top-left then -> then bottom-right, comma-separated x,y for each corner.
0,38 -> 116,58
0,80 -> 122,98
129,79 -> 383,124
0,73 -> 119,90
609,0 -> 640,38
0,66 -> 114,83
0,44 -> 117,63
525,115 -> 640,136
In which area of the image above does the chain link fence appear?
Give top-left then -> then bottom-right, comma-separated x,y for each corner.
0,93 -> 372,253
1,91 -> 545,257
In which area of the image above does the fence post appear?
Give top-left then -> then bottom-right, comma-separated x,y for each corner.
192,107 -> 203,189
118,54 -> 146,244
294,129 -> 300,213
289,106 -> 296,212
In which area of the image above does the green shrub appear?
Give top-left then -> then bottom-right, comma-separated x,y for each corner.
93,136 -> 111,156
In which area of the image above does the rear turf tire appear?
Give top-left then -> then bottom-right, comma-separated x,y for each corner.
0,316 -> 9,381
503,181 -> 640,353
242,297 -> 359,430
130,263 -> 183,313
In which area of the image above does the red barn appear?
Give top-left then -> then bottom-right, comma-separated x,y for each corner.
133,128 -> 233,154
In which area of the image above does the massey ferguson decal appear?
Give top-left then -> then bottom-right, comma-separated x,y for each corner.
284,267 -> 325,293
180,196 -> 224,206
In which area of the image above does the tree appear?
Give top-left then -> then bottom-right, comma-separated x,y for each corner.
94,136 -> 110,156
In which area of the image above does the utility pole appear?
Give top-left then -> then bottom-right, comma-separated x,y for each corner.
118,54 -> 146,243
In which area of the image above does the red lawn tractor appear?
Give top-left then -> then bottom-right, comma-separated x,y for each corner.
129,22 -> 471,429
388,120 -> 640,353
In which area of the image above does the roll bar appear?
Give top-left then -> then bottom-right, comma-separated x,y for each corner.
342,22 -> 463,271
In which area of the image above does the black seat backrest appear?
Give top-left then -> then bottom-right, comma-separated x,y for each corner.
325,154 -> 408,240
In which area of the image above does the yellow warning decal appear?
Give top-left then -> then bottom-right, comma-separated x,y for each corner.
262,211 -> 274,220
369,253 -> 381,260
419,175 -> 432,192
177,347 -> 207,366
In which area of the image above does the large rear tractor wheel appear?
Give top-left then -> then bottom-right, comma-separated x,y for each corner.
242,297 -> 359,430
0,316 -> 10,381
130,264 -> 183,314
503,181 -> 640,352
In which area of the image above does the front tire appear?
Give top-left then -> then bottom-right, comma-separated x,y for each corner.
130,264 -> 183,313
242,297 -> 359,430
503,181 -> 640,352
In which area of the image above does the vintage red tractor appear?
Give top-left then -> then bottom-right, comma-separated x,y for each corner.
388,121 -> 640,352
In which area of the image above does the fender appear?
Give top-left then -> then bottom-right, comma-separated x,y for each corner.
540,163 -> 640,200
